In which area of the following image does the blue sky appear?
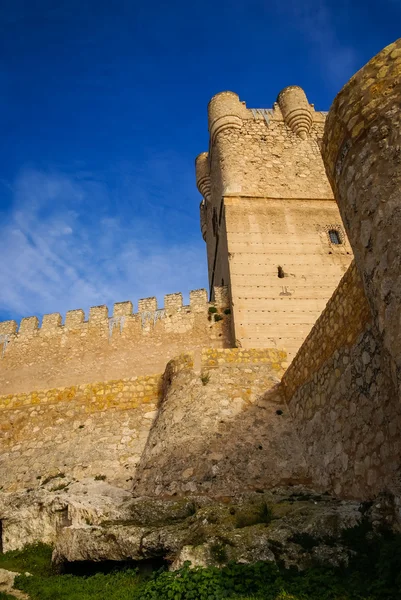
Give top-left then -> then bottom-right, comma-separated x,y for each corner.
0,0 -> 399,322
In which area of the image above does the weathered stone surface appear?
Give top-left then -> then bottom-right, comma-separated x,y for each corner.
134,355 -> 308,497
47,487 -> 386,570
0,568 -> 29,599
0,480 -> 134,552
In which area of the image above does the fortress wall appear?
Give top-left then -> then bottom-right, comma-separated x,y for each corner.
134,348 -> 310,497
0,287 -> 232,395
281,264 -> 400,499
0,348 -> 301,496
281,262 -> 371,398
0,372 -> 163,493
225,197 -> 352,359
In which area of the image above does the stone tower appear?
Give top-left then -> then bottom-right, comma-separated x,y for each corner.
196,86 -> 353,360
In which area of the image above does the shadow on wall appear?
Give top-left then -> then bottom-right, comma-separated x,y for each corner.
133,355 -> 310,497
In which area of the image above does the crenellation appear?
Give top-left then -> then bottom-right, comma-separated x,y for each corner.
164,293 -> 183,312
65,309 -> 85,329
89,305 -> 108,323
189,288 -> 208,311
41,313 -> 62,331
138,297 -> 157,312
213,285 -> 229,307
113,301 -> 133,317
0,288 -> 233,394
19,316 -> 39,334
0,320 -> 17,335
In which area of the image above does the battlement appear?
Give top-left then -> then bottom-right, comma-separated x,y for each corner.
196,85 -> 331,206
0,287 -> 230,337
0,286 -> 232,395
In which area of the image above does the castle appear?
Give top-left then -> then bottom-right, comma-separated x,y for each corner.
0,38 -> 401,551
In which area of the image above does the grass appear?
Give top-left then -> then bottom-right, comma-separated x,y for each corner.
0,543 -> 53,577
0,594 -> 17,600
15,571 -> 141,600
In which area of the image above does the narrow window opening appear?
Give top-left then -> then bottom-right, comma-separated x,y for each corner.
212,208 -> 218,237
221,278 -> 224,286
277,266 -> 285,279
329,229 -> 342,245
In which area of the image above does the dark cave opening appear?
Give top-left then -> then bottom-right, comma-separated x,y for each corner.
60,556 -> 169,577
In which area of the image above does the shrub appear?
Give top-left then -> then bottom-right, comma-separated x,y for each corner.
210,542 -> 228,564
208,306 -> 218,314
214,314 -> 223,322
94,475 -> 106,481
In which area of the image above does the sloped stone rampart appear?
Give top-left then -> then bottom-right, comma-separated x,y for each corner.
134,349 -> 309,497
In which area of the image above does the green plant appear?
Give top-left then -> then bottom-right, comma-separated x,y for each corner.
224,308 -> 231,315
210,542 -> 228,564
16,570 -> 142,600
208,306 -> 218,314
214,313 -> 223,322
94,474 -> 106,481
201,373 -> 210,386
0,593 -> 17,600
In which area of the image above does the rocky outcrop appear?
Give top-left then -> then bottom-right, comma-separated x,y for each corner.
2,479 -> 397,572
0,568 -> 29,599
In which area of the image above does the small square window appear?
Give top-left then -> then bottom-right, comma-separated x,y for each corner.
329,229 -> 342,245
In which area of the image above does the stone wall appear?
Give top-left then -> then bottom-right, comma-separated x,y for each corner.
0,347 -> 309,496
279,262 -> 401,499
0,287 -> 232,395
281,262 -> 371,398
134,348 -> 309,497
0,373 -> 163,492
224,197 -> 352,359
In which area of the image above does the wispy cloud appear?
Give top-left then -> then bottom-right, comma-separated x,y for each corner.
0,167 -> 207,322
273,0 -> 359,87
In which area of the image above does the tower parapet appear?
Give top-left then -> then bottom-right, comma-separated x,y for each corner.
277,85 -> 313,139
207,91 -> 247,146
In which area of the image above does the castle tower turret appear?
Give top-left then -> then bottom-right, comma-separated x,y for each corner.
277,86 -> 313,139
196,86 -> 353,360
